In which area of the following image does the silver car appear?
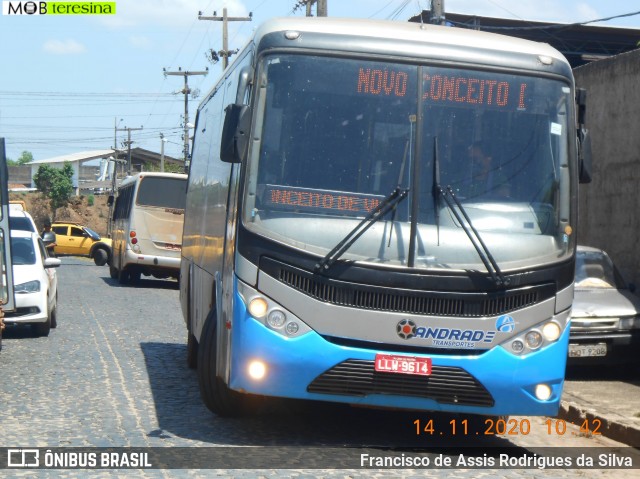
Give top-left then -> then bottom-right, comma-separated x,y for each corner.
569,246 -> 640,364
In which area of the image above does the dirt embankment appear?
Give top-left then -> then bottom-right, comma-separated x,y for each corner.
9,191 -> 111,236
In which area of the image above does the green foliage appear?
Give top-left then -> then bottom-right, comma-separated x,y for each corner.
142,161 -> 186,174
88,194 -> 95,206
6,151 -> 34,166
33,162 -> 74,214
17,151 -> 34,165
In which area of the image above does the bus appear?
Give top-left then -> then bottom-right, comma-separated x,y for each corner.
180,17 -> 592,418
109,172 -> 187,284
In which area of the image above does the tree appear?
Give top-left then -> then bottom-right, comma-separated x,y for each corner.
5,150 -> 34,166
33,162 -> 74,218
17,151 -> 34,165
143,161 -> 185,174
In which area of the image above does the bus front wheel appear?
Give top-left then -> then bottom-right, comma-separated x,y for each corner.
198,309 -> 244,417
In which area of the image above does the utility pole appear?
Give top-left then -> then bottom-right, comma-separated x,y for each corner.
118,126 -> 143,174
164,68 -> 208,171
317,0 -> 327,17
113,117 -> 123,176
295,1 -> 327,17
160,133 -> 166,172
430,0 -> 445,25
198,8 -> 252,70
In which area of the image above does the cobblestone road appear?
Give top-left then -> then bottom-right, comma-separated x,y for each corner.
1,258 -> 638,478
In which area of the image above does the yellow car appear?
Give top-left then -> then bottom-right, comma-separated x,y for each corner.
51,222 -> 112,266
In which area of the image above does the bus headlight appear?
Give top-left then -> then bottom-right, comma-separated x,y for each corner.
237,281 -> 312,338
542,322 -> 561,341
267,309 -> 287,328
248,297 -> 268,318
511,339 -> 524,354
285,322 -> 299,335
525,331 -> 543,349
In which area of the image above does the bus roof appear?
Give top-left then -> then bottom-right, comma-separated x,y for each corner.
251,16 -> 569,66
119,171 -> 187,188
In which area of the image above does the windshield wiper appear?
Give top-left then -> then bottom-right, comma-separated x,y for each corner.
315,187 -> 409,273
435,184 -> 509,288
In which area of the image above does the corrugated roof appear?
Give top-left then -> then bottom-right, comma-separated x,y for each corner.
27,149 -> 115,165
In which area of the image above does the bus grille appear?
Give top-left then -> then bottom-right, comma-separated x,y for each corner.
307,359 -> 494,407
277,266 -> 547,317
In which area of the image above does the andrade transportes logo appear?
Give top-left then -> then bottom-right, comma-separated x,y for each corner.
2,1 -> 115,15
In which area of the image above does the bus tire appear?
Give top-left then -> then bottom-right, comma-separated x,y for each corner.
129,270 -> 141,284
118,269 -> 130,284
198,309 -> 243,417
187,330 -> 198,369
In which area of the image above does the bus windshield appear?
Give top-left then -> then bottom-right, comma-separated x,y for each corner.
243,54 -> 573,272
137,176 -> 187,209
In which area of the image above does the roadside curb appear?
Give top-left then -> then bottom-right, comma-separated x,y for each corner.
558,400 -> 640,448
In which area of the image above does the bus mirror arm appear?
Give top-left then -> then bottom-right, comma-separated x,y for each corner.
576,88 -> 592,184
578,127 -> 592,184
220,103 -> 250,163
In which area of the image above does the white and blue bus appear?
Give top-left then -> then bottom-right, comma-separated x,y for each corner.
181,17 -> 591,418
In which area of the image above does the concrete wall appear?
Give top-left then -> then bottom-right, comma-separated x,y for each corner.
573,49 -> 640,286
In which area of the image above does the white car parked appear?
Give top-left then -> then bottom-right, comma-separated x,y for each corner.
4,230 -> 61,336
9,208 -> 38,233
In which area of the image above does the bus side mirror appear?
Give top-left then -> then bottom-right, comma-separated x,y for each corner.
107,195 -> 114,206
576,88 -> 592,184
578,127 -> 592,184
220,103 -> 250,163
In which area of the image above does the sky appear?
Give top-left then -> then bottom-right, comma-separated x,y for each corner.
1,0 -> 639,162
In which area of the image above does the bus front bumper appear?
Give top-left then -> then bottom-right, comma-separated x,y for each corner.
228,290 -> 569,417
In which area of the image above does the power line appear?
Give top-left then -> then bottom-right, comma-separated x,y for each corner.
449,9 -> 640,31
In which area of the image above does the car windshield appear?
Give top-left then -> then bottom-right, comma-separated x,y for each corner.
11,237 -> 36,265
84,226 -> 100,239
10,215 -> 35,232
575,250 -> 625,290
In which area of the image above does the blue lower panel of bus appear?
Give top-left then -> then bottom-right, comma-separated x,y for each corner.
229,291 -> 569,417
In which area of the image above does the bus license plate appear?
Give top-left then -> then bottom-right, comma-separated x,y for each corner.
374,354 -> 431,376
568,343 -> 607,358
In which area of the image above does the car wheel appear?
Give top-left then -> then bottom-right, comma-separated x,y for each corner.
109,265 -> 118,279
33,314 -> 51,337
93,248 -> 108,266
50,306 -> 58,329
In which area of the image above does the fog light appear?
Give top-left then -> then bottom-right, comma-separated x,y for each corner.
525,330 -> 543,349
248,360 -> 266,380
285,322 -> 299,335
267,309 -> 286,328
535,384 -> 552,401
542,322 -> 561,341
511,339 -> 524,354
248,297 -> 268,318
